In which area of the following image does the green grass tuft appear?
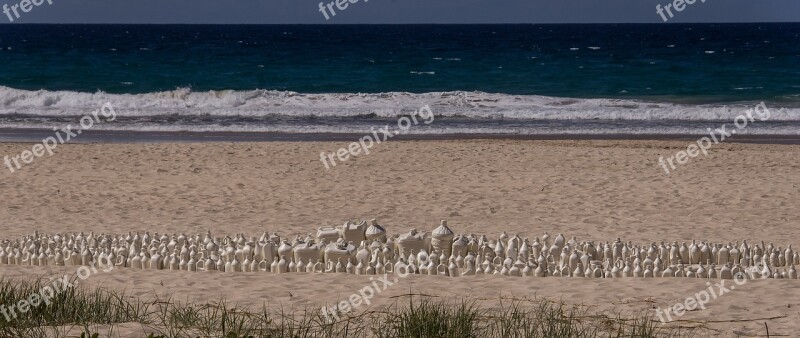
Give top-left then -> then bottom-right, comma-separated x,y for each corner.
0,276 -> 694,338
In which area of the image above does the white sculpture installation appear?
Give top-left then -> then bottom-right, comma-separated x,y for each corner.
0,221 -> 797,280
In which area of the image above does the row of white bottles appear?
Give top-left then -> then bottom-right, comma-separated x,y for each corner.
1,224 -> 798,280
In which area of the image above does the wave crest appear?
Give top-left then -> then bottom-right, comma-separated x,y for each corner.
0,86 -> 798,122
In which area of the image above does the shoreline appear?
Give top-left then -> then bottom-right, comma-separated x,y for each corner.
1,128 -> 800,144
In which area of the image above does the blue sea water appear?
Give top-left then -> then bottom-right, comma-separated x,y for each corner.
0,24 -> 798,135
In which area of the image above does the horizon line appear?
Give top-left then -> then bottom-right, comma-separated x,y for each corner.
1,21 -> 799,25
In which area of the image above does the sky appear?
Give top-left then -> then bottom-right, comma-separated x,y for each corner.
1,0 -> 799,24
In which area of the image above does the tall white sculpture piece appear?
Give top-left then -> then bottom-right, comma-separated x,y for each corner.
431,220 -> 455,257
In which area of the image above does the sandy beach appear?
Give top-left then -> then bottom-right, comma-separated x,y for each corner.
1,139 -> 799,336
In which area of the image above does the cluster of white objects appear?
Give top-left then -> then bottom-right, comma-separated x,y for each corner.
1,220 -> 798,279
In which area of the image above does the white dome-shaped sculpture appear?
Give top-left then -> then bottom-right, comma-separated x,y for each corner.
365,219 -> 387,243
431,220 -> 455,257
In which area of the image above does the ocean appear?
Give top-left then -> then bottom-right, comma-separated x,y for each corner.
0,23 -> 798,135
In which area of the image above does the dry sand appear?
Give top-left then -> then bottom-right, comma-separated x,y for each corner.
1,139 -> 799,336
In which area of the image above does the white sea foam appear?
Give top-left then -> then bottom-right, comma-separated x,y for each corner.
0,86 -> 798,123
1,122 -> 797,136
